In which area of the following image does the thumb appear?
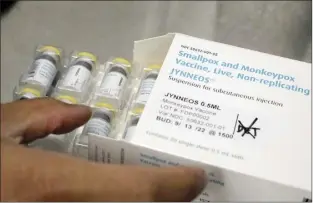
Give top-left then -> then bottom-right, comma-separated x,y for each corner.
1,98 -> 91,143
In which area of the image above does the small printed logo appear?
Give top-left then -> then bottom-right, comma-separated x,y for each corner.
233,114 -> 260,139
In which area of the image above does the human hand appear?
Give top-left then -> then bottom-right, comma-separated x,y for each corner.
1,98 -> 206,201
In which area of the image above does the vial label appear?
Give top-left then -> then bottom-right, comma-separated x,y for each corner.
85,118 -> 111,137
100,72 -> 127,98
23,59 -> 57,87
62,65 -> 91,92
136,78 -> 156,105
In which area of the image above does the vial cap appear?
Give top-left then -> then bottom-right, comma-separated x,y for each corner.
57,95 -> 77,104
39,46 -> 61,56
94,102 -> 116,118
38,46 -> 61,64
112,57 -> 131,73
20,88 -> 41,98
148,64 -> 162,71
94,102 -> 115,111
112,57 -> 131,66
19,93 -> 36,100
131,107 -> 144,115
77,52 -> 97,63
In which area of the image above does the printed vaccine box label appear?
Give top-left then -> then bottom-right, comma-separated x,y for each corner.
133,34 -> 311,192
114,141 -> 310,202
149,92 -> 268,161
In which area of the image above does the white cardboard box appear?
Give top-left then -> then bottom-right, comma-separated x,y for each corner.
89,33 -> 312,202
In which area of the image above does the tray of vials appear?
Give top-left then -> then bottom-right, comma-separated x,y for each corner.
14,45 -> 161,158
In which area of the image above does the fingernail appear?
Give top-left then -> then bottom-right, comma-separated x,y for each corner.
14,135 -> 24,144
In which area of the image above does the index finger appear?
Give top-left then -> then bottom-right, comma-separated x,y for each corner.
1,98 -> 91,143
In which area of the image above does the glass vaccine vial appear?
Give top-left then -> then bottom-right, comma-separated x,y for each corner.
71,126 -> 89,159
124,64 -> 161,142
72,106 -> 114,160
133,64 -> 161,108
94,58 -> 131,109
18,46 -> 62,100
124,114 -> 140,141
84,107 -> 114,137
135,71 -> 158,105
55,52 -> 97,104
123,106 -> 144,141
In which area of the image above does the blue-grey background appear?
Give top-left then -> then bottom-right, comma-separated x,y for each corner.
1,1 -> 311,103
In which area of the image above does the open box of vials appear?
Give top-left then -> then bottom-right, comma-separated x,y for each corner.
87,33 -> 312,202
12,33 -> 311,202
